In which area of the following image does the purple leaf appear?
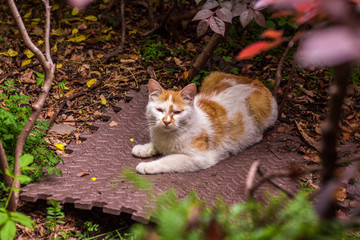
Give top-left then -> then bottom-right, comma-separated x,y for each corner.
195,0 -> 202,5
296,26 -> 360,68
216,7 -> 233,23
209,16 -> 226,36
193,9 -> 213,21
232,3 -> 247,17
253,10 -> 266,27
240,8 -> 253,28
202,0 -> 219,10
220,1 -> 233,9
197,19 -> 209,37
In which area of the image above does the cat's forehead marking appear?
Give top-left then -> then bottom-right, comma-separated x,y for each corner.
158,90 -> 186,107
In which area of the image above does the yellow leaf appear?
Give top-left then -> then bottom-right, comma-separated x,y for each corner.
21,59 -> 32,67
87,78 -> 97,88
84,15 -> 98,22
37,40 -> 44,46
72,28 -> 79,35
32,18 -> 41,22
79,109 -> 83,114
8,48 -> 18,57
103,27 -> 112,33
52,4 -> 60,11
105,33 -> 111,41
67,35 -> 87,43
51,42 -> 58,53
184,71 -> 189,80
24,11 -> 32,19
130,138 -> 134,142
56,63 -> 63,68
72,7 -> 79,16
54,144 -> 65,151
128,29 -> 137,34
92,177 -> 97,181
100,94 -> 107,105
96,54 -> 104,59
24,49 -> 34,58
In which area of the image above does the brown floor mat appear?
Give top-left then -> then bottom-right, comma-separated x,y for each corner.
20,86 -> 306,223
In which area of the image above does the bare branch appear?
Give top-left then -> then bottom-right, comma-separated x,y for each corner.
7,0 -> 55,212
0,141 -> 12,188
245,160 -> 260,200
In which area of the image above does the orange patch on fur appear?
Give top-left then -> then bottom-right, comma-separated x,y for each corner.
158,90 -> 186,108
247,88 -> 272,126
191,129 -> 210,151
200,72 -> 254,93
227,113 -> 244,142
197,98 -> 227,146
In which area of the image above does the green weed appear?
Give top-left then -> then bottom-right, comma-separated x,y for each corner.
46,199 -> 65,232
138,37 -> 171,63
0,79 -> 62,202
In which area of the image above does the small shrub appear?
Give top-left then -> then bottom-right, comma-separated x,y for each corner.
0,79 -> 62,201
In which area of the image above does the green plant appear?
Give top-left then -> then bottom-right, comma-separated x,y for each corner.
191,69 -> 210,86
0,79 -> 62,202
35,72 -> 45,86
46,199 -> 65,232
124,169 -> 356,240
350,67 -> 360,86
0,154 -> 35,240
138,37 -> 171,62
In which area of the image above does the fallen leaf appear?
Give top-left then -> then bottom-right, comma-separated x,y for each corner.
109,121 -> 118,127
7,48 -> 18,57
24,49 -> 34,58
92,177 -> 97,181
76,172 -> 89,177
54,143 -> 65,151
21,59 -> 32,67
87,78 -> 97,87
74,132 -> 82,144
335,187 -> 347,202
100,94 -> 107,105
50,123 -> 76,135
84,15 -> 97,21
67,35 -> 87,43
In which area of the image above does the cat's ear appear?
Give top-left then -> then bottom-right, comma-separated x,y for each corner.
148,79 -> 163,101
180,83 -> 197,103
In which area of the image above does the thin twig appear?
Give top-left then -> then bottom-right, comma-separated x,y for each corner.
7,0 -> 55,212
142,0 -> 177,37
102,0 -> 126,62
0,141 -> 12,188
245,160 -> 260,200
248,153 -> 360,197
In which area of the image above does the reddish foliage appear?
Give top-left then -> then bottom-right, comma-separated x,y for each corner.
236,41 -> 269,60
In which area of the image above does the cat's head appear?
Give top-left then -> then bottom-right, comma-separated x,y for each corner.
146,79 -> 197,131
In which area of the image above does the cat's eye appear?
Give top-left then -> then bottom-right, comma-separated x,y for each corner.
156,108 -> 164,113
173,110 -> 182,115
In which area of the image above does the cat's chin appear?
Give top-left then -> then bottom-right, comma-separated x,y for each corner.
158,125 -> 177,132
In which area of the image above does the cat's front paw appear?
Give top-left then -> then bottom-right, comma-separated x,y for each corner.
132,143 -> 157,158
136,162 -> 159,174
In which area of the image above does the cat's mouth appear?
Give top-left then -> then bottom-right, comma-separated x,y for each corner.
159,124 -> 177,132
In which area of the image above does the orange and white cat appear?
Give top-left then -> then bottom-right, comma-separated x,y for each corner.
132,72 -> 278,174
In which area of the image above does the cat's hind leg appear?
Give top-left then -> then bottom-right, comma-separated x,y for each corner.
132,143 -> 158,158
136,153 -> 218,174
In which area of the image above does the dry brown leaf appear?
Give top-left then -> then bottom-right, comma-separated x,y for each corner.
74,132 -> 82,144
64,115 -> 76,125
65,88 -> 76,97
20,70 -> 35,83
335,186 -> 347,202
295,121 -> 321,152
76,171 -> 89,177
109,121 -> 118,127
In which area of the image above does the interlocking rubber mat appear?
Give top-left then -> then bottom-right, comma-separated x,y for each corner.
20,86 -> 307,223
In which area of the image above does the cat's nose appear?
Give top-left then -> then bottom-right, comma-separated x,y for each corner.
163,119 -> 171,126
163,115 -> 171,126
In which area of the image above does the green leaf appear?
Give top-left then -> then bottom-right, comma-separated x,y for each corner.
0,220 -> 16,240
4,169 -> 14,178
0,212 -> 9,225
17,174 -> 32,184
19,154 -> 34,168
10,212 -> 34,229
35,72 -> 44,78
